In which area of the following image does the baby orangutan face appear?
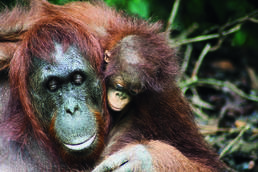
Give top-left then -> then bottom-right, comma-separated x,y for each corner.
107,76 -> 131,111
107,75 -> 142,111
104,45 -> 144,112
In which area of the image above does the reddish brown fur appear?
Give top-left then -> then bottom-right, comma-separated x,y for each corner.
0,0 -> 45,41
1,15 -> 107,170
0,1 -> 226,171
0,42 -> 17,70
101,53 -> 224,170
146,140 -> 213,171
87,3 -> 225,171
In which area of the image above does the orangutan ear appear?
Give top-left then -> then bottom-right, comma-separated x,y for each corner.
104,50 -> 111,63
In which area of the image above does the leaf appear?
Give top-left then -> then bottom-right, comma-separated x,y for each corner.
232,31 -> 247,46
128,0 -> 150,19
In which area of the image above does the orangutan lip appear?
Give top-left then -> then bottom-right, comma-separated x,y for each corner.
110,105 -> 121,111
109,103 -> 122,111
64,134 -> 96,151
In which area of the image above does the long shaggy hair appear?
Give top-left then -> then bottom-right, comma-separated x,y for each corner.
0,16 -> 106,170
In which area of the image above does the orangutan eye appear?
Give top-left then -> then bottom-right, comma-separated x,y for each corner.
115,83 -> 124,91
129,89 -> 137,95
129,87 -> 142,96
47,79 -> 59,92
73,73 -> 84,85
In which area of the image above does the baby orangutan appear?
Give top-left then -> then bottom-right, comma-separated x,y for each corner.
95,34 -> 225,171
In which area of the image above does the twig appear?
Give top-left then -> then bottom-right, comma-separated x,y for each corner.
170,23 -> 241,47
249,18 -> 258,23
220,10 -> 258,32
165,0 -> 181,32
192,94 -> 214,110
191,43 -> 211,79
180,44 -> 192,76
246,67 -> 258,90
180,78 -> 258,102
190,88 -> 214,110
210,24 -> 241,51
200,125 -> 258,135
191,105 -> 209,120
200,125 -> 232,135
176,23 -> 199,40
170,10 -> 258,47
171,33 -> 217,47
219,125 -> 250,158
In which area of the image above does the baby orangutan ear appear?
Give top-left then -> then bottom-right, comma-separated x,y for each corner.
107,76 -> 131,111
104,50 -> 111,63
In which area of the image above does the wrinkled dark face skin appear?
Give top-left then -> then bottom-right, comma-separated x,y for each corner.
29,43 -> 102,154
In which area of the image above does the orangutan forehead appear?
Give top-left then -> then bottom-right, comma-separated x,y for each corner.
30,43 -> 94,80
119,35 -> 144,65
52,43 -> 86,66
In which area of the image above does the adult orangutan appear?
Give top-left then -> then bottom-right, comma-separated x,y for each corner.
0,0 -> 226,171
0,16 -> 107,171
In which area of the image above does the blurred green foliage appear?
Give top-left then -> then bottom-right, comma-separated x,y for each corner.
177,0 -> 258,48
232,30 -> 247,47
48,0 -> 258,49
1,0 -> 257,52
105,0 -> 150,18
49,0 -> 77,5
49,0 -> 173,21
0,0 -> 257,58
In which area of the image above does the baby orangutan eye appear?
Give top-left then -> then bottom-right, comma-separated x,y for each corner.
129,87 -> 142,95
115,83 -> 124,91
